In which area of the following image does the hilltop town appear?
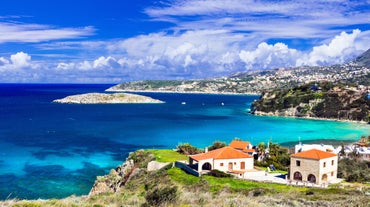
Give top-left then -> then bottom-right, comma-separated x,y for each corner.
107,49 -> 370,94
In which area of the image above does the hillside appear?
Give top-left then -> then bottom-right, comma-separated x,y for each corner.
355,48 -> 370,68
2,150 -> 369,207
251,82 -> 370,123
107,49 -> 370,94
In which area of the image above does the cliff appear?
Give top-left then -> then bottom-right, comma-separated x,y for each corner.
53,92 -> 164,104
251,82 -> 370,123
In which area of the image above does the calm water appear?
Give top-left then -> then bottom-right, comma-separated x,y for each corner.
0,84 -> 369,199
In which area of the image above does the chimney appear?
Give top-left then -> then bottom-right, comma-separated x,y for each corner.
205,147 -> 208,153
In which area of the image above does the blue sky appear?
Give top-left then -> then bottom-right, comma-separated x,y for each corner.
0,0 -> 369,83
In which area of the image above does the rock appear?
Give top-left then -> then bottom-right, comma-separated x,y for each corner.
147,161 -> 170,171
88,159 -> 136,197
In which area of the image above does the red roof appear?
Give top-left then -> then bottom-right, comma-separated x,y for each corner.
291,149 -> 337,160
229,140 -> 251,150
190,146 -> 252,161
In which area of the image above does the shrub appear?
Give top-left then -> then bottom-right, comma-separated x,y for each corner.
208,141 -> 226,151
207,169 -> 233,178
338,158 -> 370,183
176,143 -> 203,155
145,186 -> 178,206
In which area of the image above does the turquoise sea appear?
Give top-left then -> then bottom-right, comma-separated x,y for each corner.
0,84 -> 369,199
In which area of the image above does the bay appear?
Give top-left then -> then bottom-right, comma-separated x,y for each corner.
0,84 -> 368,199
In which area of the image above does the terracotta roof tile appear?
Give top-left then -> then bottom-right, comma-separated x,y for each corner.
229,140 -> 251,150
291,149 -> 337,160
190,146 -> 252,161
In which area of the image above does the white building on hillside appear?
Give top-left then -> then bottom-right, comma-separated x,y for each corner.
189,146 -> 254,178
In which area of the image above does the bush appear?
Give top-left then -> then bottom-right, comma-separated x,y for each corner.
208,141 -> 226,151
145,186 -> 178,206
207,169 -> 232,178
338,158 -> 370,183
176,143 -> 203,155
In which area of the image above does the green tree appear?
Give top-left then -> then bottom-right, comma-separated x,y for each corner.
176,143 -> 203,155
265,142 -> 290,170
208,141 -> 226,151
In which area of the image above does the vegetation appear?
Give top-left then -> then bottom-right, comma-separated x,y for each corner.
207,169 -> 233,178
338,158 -> 370,183
207,141 -> 226,151
255,142 -> 290,171
147,149 -> 188,162
252,82 -> 370,122
176,143 -> 203,155
144,186 -> 178,206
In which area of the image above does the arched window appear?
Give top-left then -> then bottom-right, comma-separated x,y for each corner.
322,174 -> 328,182
202,162 -> 212,170
308,174 -> 316,183
293,171 -> 302,181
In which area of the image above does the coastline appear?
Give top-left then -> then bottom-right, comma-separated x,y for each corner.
252,111 -> 369,125
105,88 -> 261,96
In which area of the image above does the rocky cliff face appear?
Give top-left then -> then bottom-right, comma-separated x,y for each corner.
89,150 -> 155,196
251,83 -> 370,123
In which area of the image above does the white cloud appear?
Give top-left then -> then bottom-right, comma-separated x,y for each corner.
10,52 -> 31,67
0,57 -> 9,66
93,56 -> 120,69
297,30 -> 362,66
239,42 -> 301,69
0,29 -> 368,83
0,22 -> 94,43
145,0 -> 370,40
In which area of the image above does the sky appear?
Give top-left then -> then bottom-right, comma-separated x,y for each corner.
0,0 -> 369,83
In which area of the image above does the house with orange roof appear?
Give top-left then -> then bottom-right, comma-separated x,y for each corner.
290,149 -> 338,185
229,140 -> 256,156
189,146 -> 254,178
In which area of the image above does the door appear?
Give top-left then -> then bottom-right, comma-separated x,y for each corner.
241,162 -> 245,170
228,162 -> 233,170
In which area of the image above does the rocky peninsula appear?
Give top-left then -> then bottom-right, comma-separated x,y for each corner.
53,92 -> 164,104
251,82 -> 370,123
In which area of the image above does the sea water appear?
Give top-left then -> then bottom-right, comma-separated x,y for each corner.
0,84 -> 368,199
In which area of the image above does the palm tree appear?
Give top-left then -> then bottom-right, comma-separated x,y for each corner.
257,142 -> 266,161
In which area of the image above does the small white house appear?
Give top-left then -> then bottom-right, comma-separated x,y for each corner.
189,146 -> 254,178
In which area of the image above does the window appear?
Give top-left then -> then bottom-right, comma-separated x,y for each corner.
220,163 -> 224,167
296,160 -> 301,166
323,162 -> 326,167
331,171 -> 334,176
331,160 -> 334,166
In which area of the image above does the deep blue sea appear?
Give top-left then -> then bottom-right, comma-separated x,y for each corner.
0,84 -> 369,200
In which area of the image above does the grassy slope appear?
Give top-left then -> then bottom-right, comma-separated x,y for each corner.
2,150 -> 370,207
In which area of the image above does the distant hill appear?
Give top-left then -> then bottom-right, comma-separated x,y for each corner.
108,48 -> 370,94
354,48 -> 370,68
251,82 -> 370,123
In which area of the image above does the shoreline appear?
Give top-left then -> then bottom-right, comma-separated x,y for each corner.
105,88 -> 261,96
252,111 -> 369,125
